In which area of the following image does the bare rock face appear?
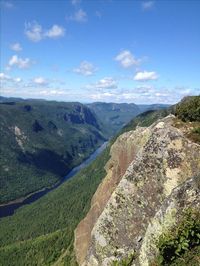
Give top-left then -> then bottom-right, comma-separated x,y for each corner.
138,176 -> 200,266
74,125 -> 151,265
75,115 -> 200,266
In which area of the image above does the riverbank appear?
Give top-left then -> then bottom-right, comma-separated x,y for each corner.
0,141 -> 108,218
0,187 -> 47,207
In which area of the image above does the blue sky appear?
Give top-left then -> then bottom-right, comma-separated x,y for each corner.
0,0 -> 200,104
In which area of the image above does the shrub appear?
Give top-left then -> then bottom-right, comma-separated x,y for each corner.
175,96 -> 200,122
155,209 -> 200,265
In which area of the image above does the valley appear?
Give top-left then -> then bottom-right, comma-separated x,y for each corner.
0,100 -> 106,204
0,97 -> 167,206
0,98 -> 172,265
1,1 -> 199,265
0,96 -> 199,266
0,141 -> 108,218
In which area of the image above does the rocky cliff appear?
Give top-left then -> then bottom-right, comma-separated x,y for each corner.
74,114 -> 200,266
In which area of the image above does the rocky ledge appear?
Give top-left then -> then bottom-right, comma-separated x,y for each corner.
74,115 -> 200,266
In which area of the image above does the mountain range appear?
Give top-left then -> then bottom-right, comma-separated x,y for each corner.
0,97 -> 168,204
0,96 -> 199,266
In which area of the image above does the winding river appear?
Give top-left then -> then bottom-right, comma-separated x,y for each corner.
0,142 -> 108,218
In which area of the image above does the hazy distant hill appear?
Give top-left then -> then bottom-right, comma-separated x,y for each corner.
87,102 -> 170,136
87,102 -> 141,136
138,103 -> 170,113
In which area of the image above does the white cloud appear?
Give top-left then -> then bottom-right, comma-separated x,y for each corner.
71,0 -> 81,5
135,84 -> 154,93
25,21 -> 65,42
38,89 -> 67,96
115,50 -> 141,68
73,61 -> 97,76
142,1 -> 155,10
67,9 -> 87,22
10,42 -> 22,52
134,71 -> 158,81
14,77 -> 22,82
45,25 -> 65,38
90,92 -> 116,101
8,55 -> 33,69
87,77 -> 118,90
33,77 -> 48,86
0,72 -> 10,80
87,86 -> 170,104
0,72 -> 22,83
1,1 -> 14,9
25,21 -> 43,42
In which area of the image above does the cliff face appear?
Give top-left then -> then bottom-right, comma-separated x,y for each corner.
75,126 -> 151,265
74,115 -> 200,266
0,100 -> 105,204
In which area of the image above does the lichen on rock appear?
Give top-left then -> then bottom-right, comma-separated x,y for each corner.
75,115 -> 200,266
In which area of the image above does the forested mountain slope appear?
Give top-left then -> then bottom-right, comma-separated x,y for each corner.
0,100 -> 105,203
87,102 -> 170,136
0,97 -> 198,266
75,96 -> 200,266
87,102 -> 141,136
0,103 -> 169,266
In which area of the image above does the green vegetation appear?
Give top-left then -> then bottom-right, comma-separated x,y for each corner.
0,100 -> 105,203
88,102 -> 170,137
120,108 -> 170,135
0,145 -> 110,265
192,127 -> 200,134
175,96 -> 200,122
154,209 -> 200,266
111,253 -> 137,266
0,108 -> 167,265
87,102 -> 141,136
1,98 -> 168,204
173,96 -> 200,144
188,126 -> 200,144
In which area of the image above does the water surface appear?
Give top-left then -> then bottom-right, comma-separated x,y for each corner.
0,142 -> 108,218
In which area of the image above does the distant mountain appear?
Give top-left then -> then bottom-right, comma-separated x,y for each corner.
0,96 -> 45,103
0,96 -> 198,265
0,99 -> 106,204
0,97 -> 170,204
87,102 -> 170,137
138,103 -> 170,113
87,102 -> 141,136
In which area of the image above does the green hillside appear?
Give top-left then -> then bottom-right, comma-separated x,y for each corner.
175,95 -> 200,122
0,100 -> 105,203
0,107 -> 168,266
87,102 -> 141,136
87,102 -> 170,136
0,97 -> 198,266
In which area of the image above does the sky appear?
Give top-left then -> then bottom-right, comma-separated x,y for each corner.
0,0 -> 200,104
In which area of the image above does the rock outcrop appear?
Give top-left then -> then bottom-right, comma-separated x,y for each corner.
74,115 -> 200,266
64,104 -> 100,129
75,124 -> 152,265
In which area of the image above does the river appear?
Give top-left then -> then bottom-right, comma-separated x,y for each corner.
0,142 -> 108,218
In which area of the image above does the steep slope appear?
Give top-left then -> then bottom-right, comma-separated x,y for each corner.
75,98 -> 200,266
0,100 -> 105,203
87,102 -> 170,137
87,102 -> 141,136
0,108 -> 168,266
74,126 -> 152,265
